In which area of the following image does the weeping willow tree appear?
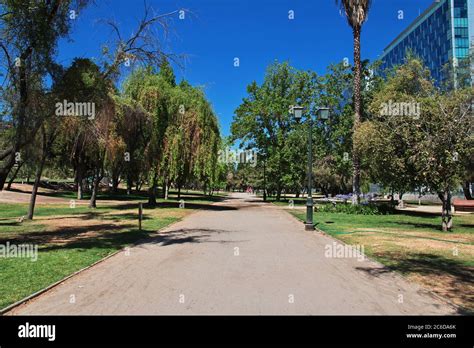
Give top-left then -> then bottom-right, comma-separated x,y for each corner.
121,67 -> 172,204
162,81 -> 220,198
193,94 -> 220,195
112,95 -> 152,194
120,64 -> 221,203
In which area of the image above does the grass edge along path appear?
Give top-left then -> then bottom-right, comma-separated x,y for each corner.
282,206 -> 474,313
0,195 -> 222,310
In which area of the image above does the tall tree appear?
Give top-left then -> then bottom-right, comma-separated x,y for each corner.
358,56 -> 434,202
54,58 -> 110,204
0,0 -> 89,190
232,61 -> 318,201
336,0 -> 372,204
359,56 -> 474,231
415,89 -> 473,231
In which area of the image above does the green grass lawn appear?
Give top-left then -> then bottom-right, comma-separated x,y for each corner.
0,191 -> 226,310
286,207 -> 474,312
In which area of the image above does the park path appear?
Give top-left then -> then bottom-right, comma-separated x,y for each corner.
9,193 -> 456,315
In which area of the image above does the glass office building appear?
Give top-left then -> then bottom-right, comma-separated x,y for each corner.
380,0 -> 473,87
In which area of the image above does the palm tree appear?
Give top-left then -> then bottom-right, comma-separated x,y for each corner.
336,0 -> 372,204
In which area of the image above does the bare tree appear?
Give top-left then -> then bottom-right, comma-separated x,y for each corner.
86,2 -> 185,208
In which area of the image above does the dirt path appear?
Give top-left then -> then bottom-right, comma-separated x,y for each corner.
9,193 -> 457,315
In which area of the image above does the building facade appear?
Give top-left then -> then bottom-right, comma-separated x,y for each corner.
380,0 -> 473,87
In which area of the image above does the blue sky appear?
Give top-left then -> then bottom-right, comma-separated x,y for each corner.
57,0 -> 433,136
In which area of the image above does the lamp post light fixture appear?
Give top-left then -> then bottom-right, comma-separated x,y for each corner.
261,149 -> 268,202
317,107 -> 330,120
293,105 -> 330,231
293,105 -> 304,120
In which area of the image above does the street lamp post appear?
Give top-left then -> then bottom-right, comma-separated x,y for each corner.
262,150 -> 267,202
293,106 -> 329,231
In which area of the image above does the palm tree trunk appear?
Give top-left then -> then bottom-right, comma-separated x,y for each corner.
352,26 -> 362,205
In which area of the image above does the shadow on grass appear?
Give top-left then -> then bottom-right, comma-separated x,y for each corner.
39,228 -> 149,252
0,221 -> 22,226
100,213 -> 152,222
394,219 -> 474,232
392,221 -> 444,231
393,210 -> 441,218
458,223 -> 474,229
356,253 -> 473,314
39,227 -> 245,252
0,223 -> 134,245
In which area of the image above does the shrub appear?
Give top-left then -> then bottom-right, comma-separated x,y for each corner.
315,202 -> 394,215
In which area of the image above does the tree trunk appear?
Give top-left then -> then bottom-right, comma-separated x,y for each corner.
76,167 -> 83,200
112,175 -> 120,193
148,173 -> 157,206
27,155 -> 46,220
0,164 -> 12,190
462,181 -> 472,200
89,174 -> 101,209
177,184 -> 181,199
0,59 -> 29,190
164,179 -> 169,200
126,175 -> 132,195
136,180 -> 141,193
263,160 -> 267,202
276,188 -> 282,201
438,191 -> 453,232
351,27 -> 362,205
398,192 -> 405,208
6,162 -> 24,190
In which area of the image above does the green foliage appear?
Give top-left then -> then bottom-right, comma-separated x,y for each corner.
232,61 -> 318,199
0,0 -> 91,189
316,202 -> 395,215
357,55 -> 474,230
119,65 -> 221,195
54,58 -> 113,180
159,57 -> 176,87
231,60 -> 381,198
360,55 -> 474,197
